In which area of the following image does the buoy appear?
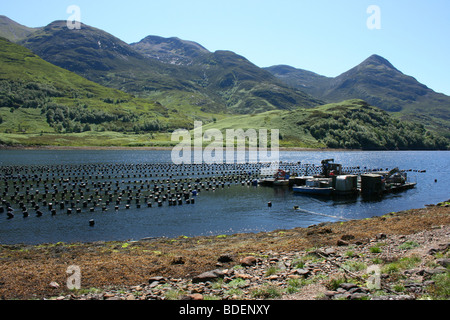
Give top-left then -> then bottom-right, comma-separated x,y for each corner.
89,219 -> 95,227
268,202 -> 272,208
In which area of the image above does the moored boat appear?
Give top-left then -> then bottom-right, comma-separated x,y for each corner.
292,185 -> 334,195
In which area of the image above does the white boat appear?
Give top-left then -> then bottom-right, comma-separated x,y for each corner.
292,185 -> 334,195
273,179 -> 289,186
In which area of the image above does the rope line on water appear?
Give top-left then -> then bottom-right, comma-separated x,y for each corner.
294,207 -> 351,221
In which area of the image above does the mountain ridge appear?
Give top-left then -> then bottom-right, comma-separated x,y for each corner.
0,16 -> 448,148
266,55 -> 450,137
130,35 -> 210,65
0,15 -> 40,42
18,19 -> 322,114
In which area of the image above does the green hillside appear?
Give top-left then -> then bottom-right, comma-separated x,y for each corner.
201,99 -> 449,150
0,37 -> 218,146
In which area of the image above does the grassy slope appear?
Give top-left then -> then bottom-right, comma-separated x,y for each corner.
201,99 -> 449,150
0,37 -> 220,146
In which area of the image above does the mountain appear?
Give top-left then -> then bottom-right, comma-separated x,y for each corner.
266,55 -> 450,137
19,20 -> 322,115
321,55 -> 431,112
0,15 -> 39,42
264,65 -> 332,99
18,21 -> 195,94
130,35 -> 210,65
132,36 -> 323,113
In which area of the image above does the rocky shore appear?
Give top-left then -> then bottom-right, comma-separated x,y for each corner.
0,203 -> 449,300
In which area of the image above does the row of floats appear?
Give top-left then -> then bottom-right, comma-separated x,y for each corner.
0,160 -> 418,220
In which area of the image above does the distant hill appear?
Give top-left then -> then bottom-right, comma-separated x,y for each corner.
18,21 -> 193,92
19,20 -> 322,115
0,15 -> 39,42
266,55 -> 450,138
0,36 -> 211,143
264,65 -> 332,99
130,35 -> 210,66
202,99 -> 448,150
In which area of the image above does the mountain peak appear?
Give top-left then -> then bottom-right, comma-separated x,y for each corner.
360,54 -> 398,71
131,35 -> 209,65
0,15 -> 39,42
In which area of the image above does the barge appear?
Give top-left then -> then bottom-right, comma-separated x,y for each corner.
289,160 -> 416,198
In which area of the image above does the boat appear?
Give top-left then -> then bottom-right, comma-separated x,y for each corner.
292,185 -> 334,196
273,179 -> 289,186
259,169 -> 290,187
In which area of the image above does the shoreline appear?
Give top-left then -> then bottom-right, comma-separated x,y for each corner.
0,202 -> 448,300
0,143 -> 348,151
1,144 -> 448,152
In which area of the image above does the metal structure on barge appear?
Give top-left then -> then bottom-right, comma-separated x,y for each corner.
259,159 -> 417,198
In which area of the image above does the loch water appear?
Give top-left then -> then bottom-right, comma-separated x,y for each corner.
0,150 -> 448,244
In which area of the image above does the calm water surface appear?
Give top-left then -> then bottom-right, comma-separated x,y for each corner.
0,150 -> 448,244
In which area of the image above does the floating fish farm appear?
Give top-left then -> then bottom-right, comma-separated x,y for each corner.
0,160 -> 419,220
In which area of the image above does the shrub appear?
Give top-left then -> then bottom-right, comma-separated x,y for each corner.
250,284 -> 282,299
327,276 -> 348,291
286,278 -> 302,294
370,246 -> 382,253
399,241 -> 420,250
265,266 -> 279,277
426,272 -> 450,299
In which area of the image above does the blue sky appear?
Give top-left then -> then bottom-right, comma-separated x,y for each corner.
2,0 -> 450,95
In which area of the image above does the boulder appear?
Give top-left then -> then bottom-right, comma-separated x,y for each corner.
240,256 -> 257,266
181,293 -> 204,300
